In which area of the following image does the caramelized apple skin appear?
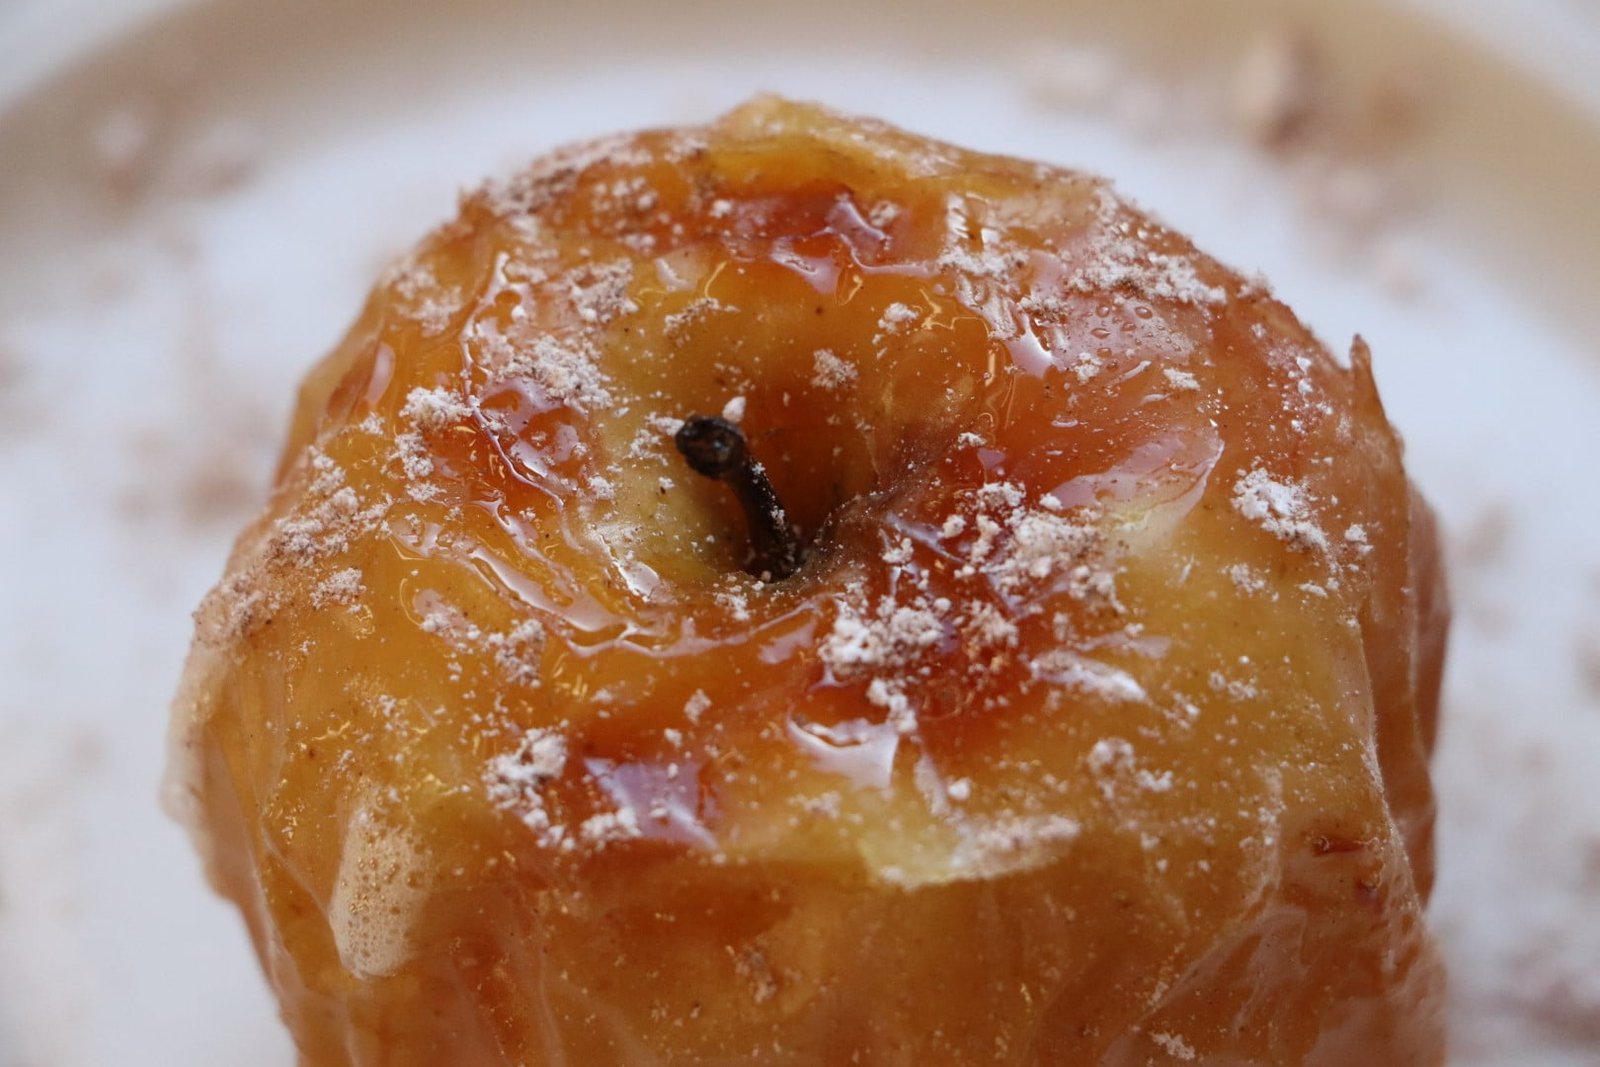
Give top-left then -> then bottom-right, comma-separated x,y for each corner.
169,99 -> 1447,1064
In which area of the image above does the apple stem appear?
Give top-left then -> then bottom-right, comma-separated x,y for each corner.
674,414 -> 803,581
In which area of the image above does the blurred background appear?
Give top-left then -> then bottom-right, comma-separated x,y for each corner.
1,0 -> 1598,1064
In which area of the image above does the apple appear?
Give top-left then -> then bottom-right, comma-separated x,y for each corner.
168,97 -> 1447,1065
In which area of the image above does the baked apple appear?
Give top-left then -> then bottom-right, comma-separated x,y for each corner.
167,97 -> 1448,1064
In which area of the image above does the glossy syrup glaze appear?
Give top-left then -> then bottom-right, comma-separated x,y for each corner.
168,98 -> 1447,1065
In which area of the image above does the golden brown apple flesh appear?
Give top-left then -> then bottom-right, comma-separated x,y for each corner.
168,98 -> 1447,1064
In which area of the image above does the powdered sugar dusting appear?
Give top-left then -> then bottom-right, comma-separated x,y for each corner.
1068,190 -> 1228,307
400,385 -> 474,431
419,602 -> 545,689
1150,1031 -> 1198,1061
471,325 -> 615,412
943,813 -> 1082,878
1085,736 -> 1174,798
310,567 -> 365,610
192,447 -> 388,644
485,727 -> 569,849
462,258 -> 640,417
1163,367 -> 1200,392
1231,468 -> 1329,552
578,807 -> 642,847
816,479 -> 1119,754
385,256 -> 465,337
876,302 -> 921,334
811,348 -> 857,390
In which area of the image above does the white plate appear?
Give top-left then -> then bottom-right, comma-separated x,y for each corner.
2,1 -> 1598,1064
